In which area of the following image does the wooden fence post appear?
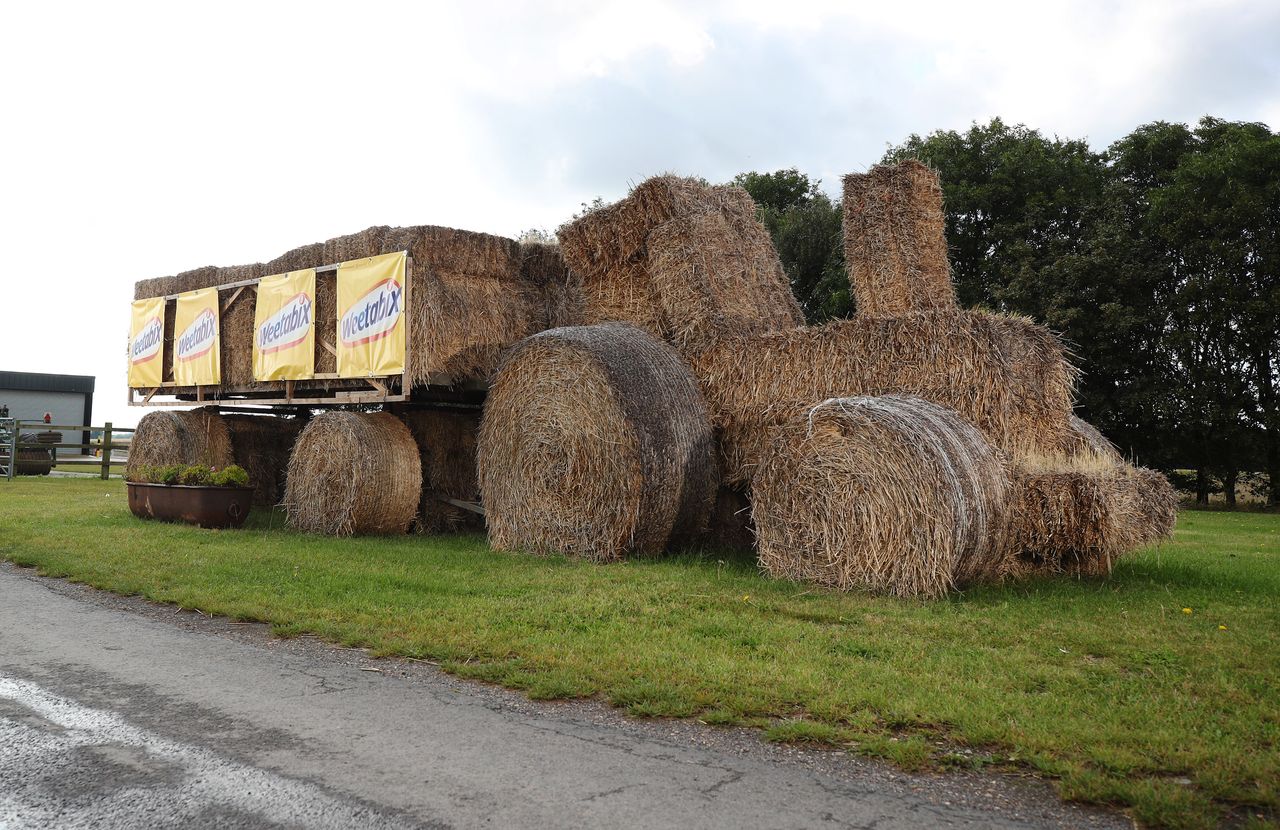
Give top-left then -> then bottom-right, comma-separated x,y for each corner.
101,422 -> 113,480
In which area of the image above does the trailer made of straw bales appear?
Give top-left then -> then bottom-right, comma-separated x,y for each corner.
125,161 -> 1174,596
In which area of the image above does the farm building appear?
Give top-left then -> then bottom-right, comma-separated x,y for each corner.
0,371 -> 95,456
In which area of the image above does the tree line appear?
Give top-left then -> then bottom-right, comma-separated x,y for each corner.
733,117 -> 1280,507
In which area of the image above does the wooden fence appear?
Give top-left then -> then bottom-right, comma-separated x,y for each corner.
1,419 -> 134,481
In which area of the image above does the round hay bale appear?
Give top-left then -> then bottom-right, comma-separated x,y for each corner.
283,411 -> 421,535
752,395 -> 1012,598
125,408 -> 234,478
478,323 -> 717,562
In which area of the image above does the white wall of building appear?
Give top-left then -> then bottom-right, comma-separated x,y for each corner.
0,389 -> 90,455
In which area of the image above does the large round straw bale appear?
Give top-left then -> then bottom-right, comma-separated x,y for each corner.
284,411 -> 422,535
752,396 -> 1012,598
125,408 -> 234,478
478,323 -> 717,562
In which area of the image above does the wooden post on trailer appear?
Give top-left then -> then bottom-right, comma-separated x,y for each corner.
100,422 -> 112,480
403,255 -> 413,400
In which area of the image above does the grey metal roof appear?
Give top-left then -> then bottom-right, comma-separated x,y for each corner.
0,371 -> 96,395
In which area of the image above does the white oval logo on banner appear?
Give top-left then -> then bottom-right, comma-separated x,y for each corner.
131,317 -> 163,364
176,308 -> 218,362
339,279 -> 403,346
258,292 -> 312,354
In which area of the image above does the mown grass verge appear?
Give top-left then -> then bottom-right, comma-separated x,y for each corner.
1,478 -> 1276,828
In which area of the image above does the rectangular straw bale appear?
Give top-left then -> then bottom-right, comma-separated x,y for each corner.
217,263 -> 266,387
407,270 -> 545,384
322,225 -> 390,265
397,408 -> 484,533
383,226 -> 521,281
686,309 -> 1079,484
1006,460 -> 1174,577
842,160 -> 957,316
520,242 -> 584,329
648,212 -> 803,347
133,225 -> 537,391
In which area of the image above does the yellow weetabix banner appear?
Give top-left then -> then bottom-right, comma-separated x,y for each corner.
173,287 -> 221,386
253,269 -> 316,381
336,251 -> 407,378
128,297 -> 165,388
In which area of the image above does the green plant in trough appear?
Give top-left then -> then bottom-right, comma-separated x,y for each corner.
128,464 -> 250,487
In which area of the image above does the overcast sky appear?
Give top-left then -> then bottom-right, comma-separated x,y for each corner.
2,0 -> 1277,427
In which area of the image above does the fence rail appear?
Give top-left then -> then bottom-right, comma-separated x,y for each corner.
1,419 -> 135,481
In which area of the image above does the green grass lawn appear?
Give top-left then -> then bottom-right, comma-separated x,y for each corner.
1,478 -> 1276,829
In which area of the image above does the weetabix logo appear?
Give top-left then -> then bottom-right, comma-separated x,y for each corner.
131,317 -> 163,364
257,292 -> 312,354
176,308 -> 217,362
339,279 -> 402,346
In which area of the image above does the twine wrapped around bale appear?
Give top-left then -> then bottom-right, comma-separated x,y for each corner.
284,411 -> 422,536
396,408 -> 484,533
557,176 -> 803,345
478,323 -> 717,562
221,413 -> 304,506
753,396 -> 1013,598
1008,456 -> 1177,577
685,310 -> 1079,485
126,408 -> 234,478
842,160 -> 957,316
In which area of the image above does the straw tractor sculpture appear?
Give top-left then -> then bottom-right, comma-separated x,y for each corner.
128,160 -> 1176,597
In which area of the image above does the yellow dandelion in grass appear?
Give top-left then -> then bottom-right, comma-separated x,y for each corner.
1182,608 -> 1193,614
1219,625 -> 1228,631
742,594 -> 751,602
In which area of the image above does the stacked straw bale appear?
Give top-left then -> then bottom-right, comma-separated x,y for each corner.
478,323 -> 717,562
752,396 -> 1012,598
519,242 -> 583,330
557,176 -> 804,348
1007,455 -> 1177,576
133,225 -> 545,391
283,411 -> 422,535
842,160 -> 956,315
396,408 -> 484,533
1066,414 -> 1123,462
126,408 -> 234,479
220,413 -> 304,506
685,310 -> 1079,486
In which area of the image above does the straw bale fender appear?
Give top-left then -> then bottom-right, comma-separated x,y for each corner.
1007,457 -> 1177,577
478,323 -> 717,562
284,411 -> 422,536
752,396 -> 1013,598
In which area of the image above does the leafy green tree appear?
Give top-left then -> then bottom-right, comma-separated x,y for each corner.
880,120 -> 1175,464
1126,118 -> 1280,503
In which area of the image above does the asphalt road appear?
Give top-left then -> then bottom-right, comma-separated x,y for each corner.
0,562 -> 1127,829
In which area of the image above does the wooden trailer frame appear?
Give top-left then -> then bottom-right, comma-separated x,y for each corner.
127,253 -> 489,408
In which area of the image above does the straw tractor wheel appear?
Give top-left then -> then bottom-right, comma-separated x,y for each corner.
477,323 -> 717,562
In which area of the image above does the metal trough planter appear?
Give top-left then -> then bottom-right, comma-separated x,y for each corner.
126,482 -> 254,529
